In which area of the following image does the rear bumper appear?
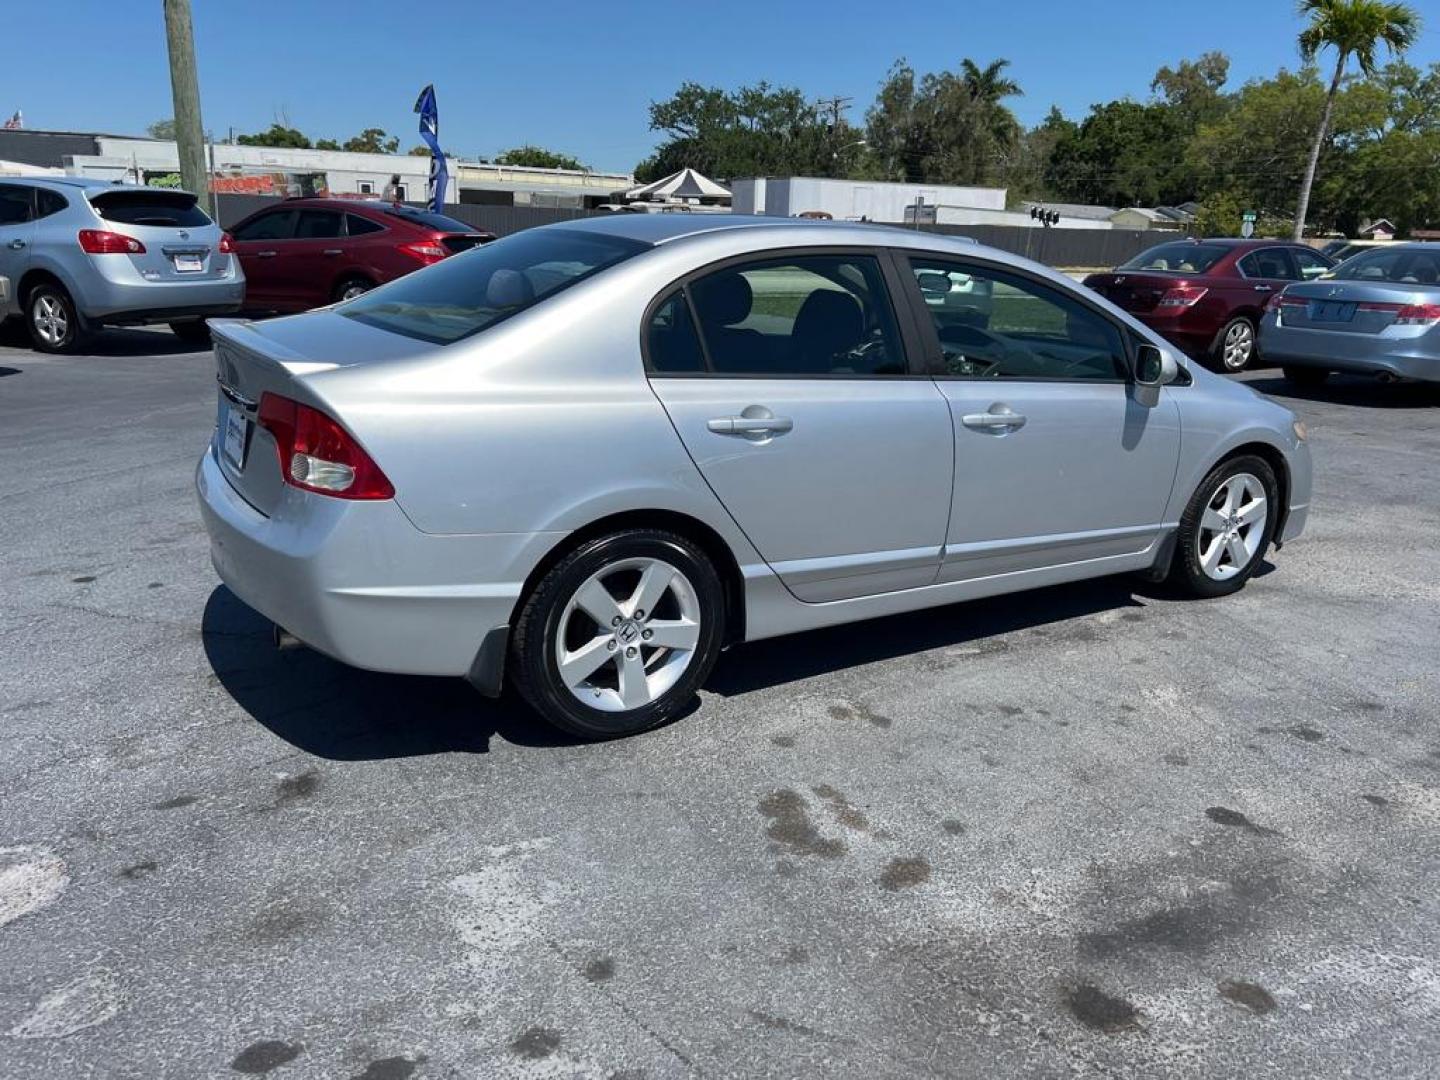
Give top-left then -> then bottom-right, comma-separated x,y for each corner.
196,448 -> 554,678
84,280 -> 246,322
1260,318 -> 1440,382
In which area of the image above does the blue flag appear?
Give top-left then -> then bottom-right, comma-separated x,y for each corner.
413,84 -> 446,214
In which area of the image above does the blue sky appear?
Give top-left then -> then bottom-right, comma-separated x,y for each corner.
8,1 -> 1439,173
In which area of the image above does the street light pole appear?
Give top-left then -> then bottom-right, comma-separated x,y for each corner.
163,0 -> 211,216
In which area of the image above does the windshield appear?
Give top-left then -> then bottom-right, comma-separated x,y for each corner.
1332,247 -> 1440,285
90,190 -> 212,227
340,228 -> 649,344
382,206 -> 477,233
1119,243 -> 1229,274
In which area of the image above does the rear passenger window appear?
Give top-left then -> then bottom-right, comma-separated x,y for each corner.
646,292 -> 706,373
1239,250 -> 1291,279
35,189 -> 67,219
684,254 -> 906,376
0,185 -> 32,225
294,211 -> 342,239
909,257 -> 1127,381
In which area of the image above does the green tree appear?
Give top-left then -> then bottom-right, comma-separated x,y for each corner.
495,146 -> 586,170
408,145 -> 432,157
1292,0 -> 1421,238
146,119 -> 176,140
342,128 -> 400,154
1045,100 -> 1189,206
314,138 -> 341,151
236,124 -> 312,149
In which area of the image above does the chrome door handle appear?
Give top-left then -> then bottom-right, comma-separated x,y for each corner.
1253,284 -> 1273,292
322,249 -> 342,256
255,250 -> 277,258
6,239 -> 24,250
961,409 -> 1027,431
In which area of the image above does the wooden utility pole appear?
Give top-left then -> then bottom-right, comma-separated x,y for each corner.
163,0 -> 211,215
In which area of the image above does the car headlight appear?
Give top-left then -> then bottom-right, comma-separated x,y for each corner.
1293,419 -> 1308,442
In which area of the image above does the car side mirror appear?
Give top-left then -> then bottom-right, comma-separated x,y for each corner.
1134,344 -> 1179,387
916,273 -> 950,298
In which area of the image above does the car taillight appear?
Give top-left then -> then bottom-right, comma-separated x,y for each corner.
397,240 -> 448,264
218,232 -> 235,254
256,392 -> 394,500
1268,293 -> 1306,313
1395,303 -> 1440,326
77,229 -> 145,254
1157,285 -> 1208,308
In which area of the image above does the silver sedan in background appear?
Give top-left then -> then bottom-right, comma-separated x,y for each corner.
197,215 -> 1311,739
1261,242 -> 1440,387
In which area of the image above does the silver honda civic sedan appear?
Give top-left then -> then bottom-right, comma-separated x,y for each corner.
196,215 -> 1311,738
1259,242 -> 1440,386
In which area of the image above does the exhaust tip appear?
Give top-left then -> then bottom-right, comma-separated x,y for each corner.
272,623 -> 303,650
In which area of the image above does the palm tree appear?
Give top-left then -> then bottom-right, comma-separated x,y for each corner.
959,58 -> 1024,168
1292,0 -> 1420,239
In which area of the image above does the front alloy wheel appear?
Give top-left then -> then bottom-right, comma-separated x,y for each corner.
1169,455 -> 1278,598
512,529 -> 725,738
28,286 -> 83,353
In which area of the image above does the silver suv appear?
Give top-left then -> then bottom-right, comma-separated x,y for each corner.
0,177 -> 244,352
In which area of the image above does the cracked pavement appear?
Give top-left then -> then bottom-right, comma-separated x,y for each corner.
2,325 -> 1439,1078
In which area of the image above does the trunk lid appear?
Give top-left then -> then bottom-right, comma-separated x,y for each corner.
1275,280 -> 1440,335
86,189 -> 231,282
1085,271 -> 1196,314
208,312 -> 437,516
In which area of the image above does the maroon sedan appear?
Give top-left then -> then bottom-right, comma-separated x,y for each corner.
227,198 -> 494,314
1085,239 -> 1334,372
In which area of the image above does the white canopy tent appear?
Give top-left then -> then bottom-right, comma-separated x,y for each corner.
625,168 -> 730,203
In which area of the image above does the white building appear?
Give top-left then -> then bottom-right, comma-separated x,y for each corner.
732,176 -> 1007,223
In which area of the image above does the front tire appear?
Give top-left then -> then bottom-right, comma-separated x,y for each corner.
27,283 -> 86,354
1213,316 -> 1257,373
333,277 -> 374,303
511,529 -> 725,739
1168,455 -> 1278,598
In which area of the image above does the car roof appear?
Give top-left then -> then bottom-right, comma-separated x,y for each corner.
16,176 -> 191,197
557,211 -> 958,248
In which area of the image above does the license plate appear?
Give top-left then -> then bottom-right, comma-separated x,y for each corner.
222,406 -> 249,470
174,254 -> 203,273
1309,300 -> 1356,322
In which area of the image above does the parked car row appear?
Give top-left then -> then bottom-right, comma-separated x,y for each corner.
0,179 -> 493,352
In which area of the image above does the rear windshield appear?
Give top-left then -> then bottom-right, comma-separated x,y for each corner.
1332,247 -> 1440,285
1119,243 -> 1229,274
340,228 -> 649,344
382,206 -> 476,233
89,190 -> 212,228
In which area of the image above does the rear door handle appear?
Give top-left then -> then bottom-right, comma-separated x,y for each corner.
707,409 -> 793,438
961,409 -> 1027,432
255,250 -> 277,258
6,239 -> 24,250
1253,284 -> 1273,292
322,249 -> 342,256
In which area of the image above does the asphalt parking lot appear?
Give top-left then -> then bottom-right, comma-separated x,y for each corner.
2,325 -> 1439,1079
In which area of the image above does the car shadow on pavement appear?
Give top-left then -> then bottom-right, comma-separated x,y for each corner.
1247,373 -> 1440,409
201,586 -> 581,760
707,577 -> 1154,698
0,366 -> 19,378
0,321 -> 202,357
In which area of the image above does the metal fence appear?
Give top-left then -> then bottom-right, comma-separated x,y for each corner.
212,195 -> 1174,270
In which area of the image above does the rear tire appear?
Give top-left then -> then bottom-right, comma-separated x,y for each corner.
333,276 -> 374,303
511,529 -> 725,739
1283,366 -> 1329,388
168,320 -> 212,345
1212,316 -> 1256,373
26,282 -> 86,354
1168,455 -> 1278,599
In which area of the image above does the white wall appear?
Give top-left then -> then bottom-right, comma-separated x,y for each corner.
933,205 -> 1114,230
732,176 -> 1007,221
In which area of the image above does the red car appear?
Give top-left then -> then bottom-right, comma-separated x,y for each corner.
1084,239 -> 1334,372
227,198 -> 494,313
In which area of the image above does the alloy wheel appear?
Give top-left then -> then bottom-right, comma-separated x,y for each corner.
1222,321 -> 1254,371
1197,472 -> 1267,581
339,282 -> 370,301
553,557 -> 701,713
32,294 -> 68,347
